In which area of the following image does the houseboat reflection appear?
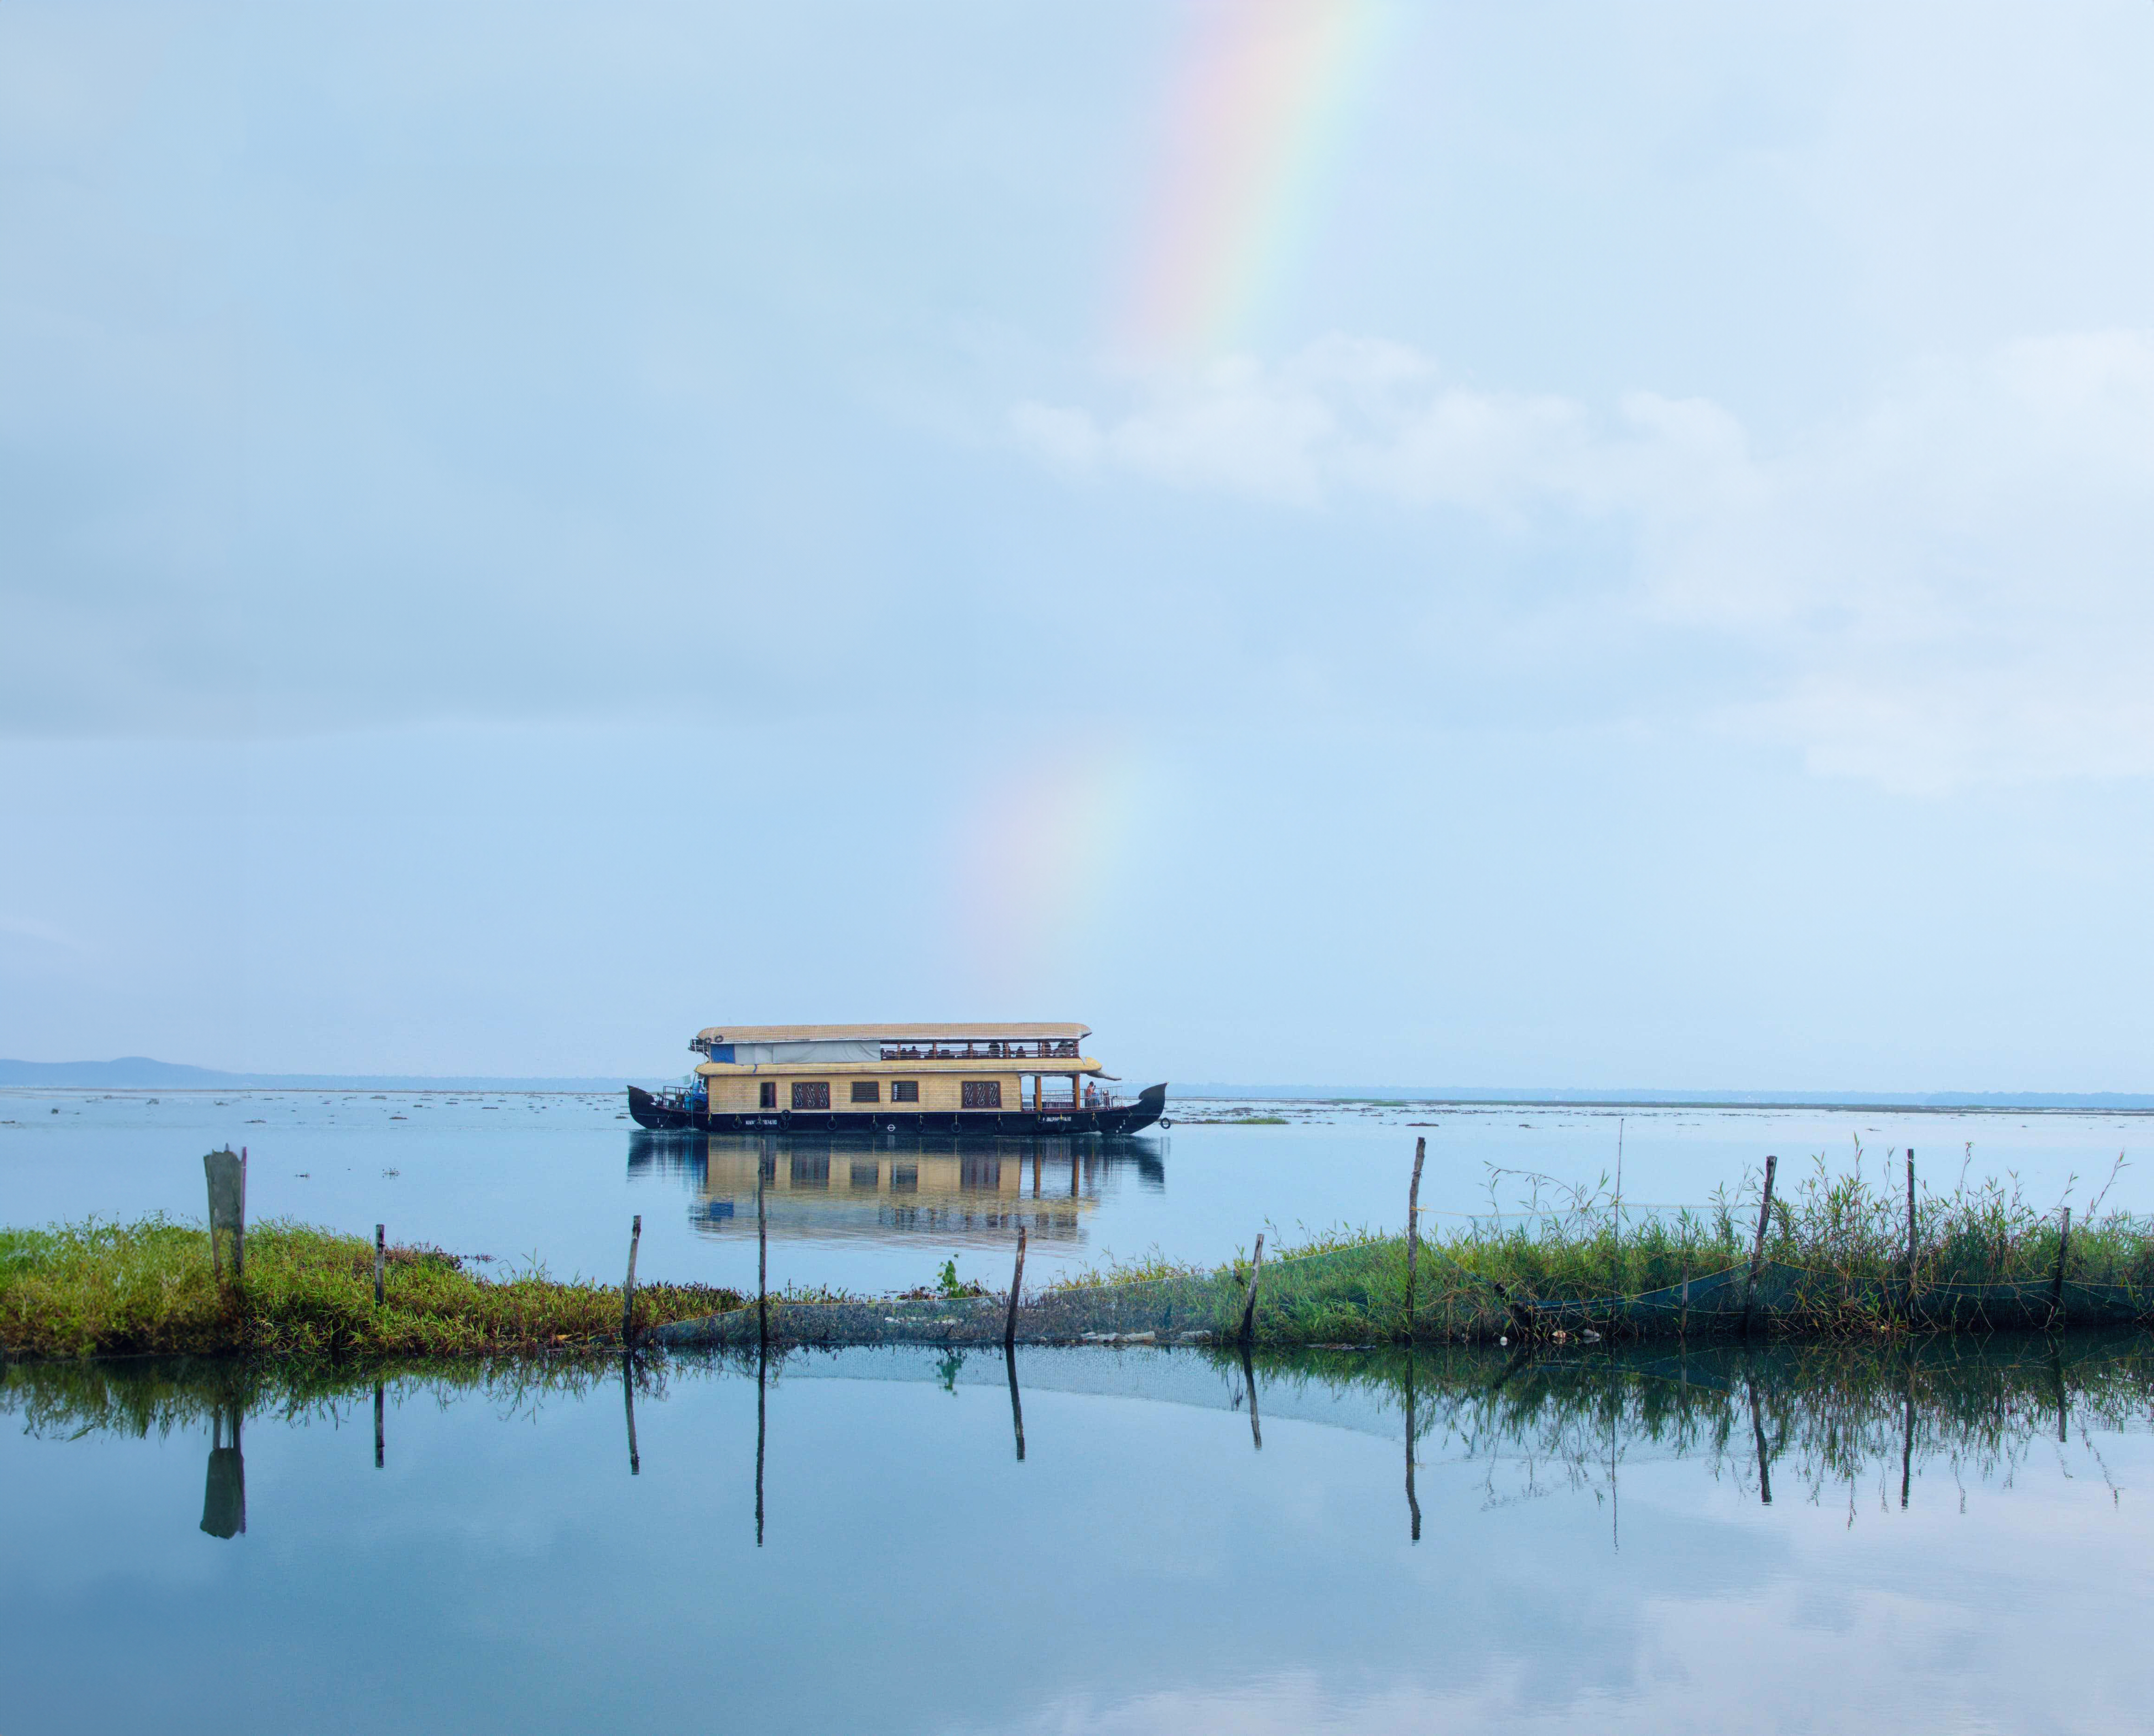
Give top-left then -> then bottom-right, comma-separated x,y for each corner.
627,1132 -> 1164,1247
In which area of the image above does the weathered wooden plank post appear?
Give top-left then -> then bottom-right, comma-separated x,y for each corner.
2050,1205 -> 2072,1329
1741,1155 -> 1778,1337
1404,1137 -> 1426,1338
374,1225 -> 386,1307
203,1149 -> 246,1283
621,1214 -> 642,1345
1004,1226 -> 1027,1349
1239,1232 -> 1266,1347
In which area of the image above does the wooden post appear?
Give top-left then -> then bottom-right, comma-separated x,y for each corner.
1004,1226 -> 1027,1347
757,1160 -> 769,1348
235,1148 -> 247,1280
374,1224 -> 386,1307
1404,1137 -> 1426,1338
1906,1148 -> 1918,1292
1742,1155 -> 1777,1336
1239,1232 -> 1266,1346
374,1380 -> 384,1470
2050,1205 -> 2072,1328
621,1214 -> 642,1344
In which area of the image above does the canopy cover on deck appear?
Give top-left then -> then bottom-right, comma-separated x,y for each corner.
693,1022 -> 1090,1047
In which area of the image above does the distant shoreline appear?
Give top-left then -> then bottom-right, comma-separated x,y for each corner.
3,1059 -> 2151,1115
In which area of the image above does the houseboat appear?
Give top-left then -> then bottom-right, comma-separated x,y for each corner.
627,1022 -> 1167,1135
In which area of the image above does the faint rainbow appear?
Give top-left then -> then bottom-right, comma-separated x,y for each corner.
1120,0 -> 1392,362
951,746 -> 1154,995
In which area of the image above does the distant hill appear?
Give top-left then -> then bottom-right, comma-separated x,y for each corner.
0,1057 -> 645,1091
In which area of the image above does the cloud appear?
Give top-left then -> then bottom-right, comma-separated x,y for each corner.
1013,332 -> 2154,791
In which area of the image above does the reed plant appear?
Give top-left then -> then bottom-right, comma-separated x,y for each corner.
0,1215 -> 748,1359
1041,1147 -> 2154,1345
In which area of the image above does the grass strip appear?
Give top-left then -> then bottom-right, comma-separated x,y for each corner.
0,1215 -> 752,1359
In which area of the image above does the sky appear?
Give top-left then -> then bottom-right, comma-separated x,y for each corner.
5,1 -> 2154,1090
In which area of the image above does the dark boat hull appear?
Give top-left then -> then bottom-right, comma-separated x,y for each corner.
690,1081 -> 1168,1138
626,1085 -> 694,1130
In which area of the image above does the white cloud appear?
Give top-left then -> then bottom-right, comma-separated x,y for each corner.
1013,332 -> 2154,792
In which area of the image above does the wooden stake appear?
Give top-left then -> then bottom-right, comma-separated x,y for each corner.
1004,1227 -> 1027,1347
2050,1205 -> 2072,1328
1239,1232 -> 1266,1346
374,1224 -> 385,1307
621,1214 -> 642,1344
1404,1137 -> 1426,1337
757,1157 -> 769,1348
235,1148 -> 247,1280
1906,1148 -> 1918,1289
1742,1155 -> 1777,1336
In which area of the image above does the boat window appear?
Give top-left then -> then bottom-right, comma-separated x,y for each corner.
791,1081 -> 831,1111
759,1082 -> 777,1109
961,1080 -> 1002,1110
850,1080 -> 880,1103
890,1080 -> 920,1103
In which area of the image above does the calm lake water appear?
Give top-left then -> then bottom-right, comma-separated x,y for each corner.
2,1087 -> 2148,1292
3,1336 -> 2149,1735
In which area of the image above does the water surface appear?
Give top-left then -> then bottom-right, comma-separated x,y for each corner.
4,1088 -> 2147,1294
3,1336 -> 2148,1734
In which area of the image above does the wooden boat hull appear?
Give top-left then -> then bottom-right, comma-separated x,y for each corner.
690,1081 -> 1168,1138
626,1084 -> 695,1130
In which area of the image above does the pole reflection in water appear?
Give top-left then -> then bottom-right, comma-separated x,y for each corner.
1239,1346 -> 1262,1452
1404,1357 -> 1420,1542
201,1402 -> 245,1540
1005,1346 -> 1025,1462
754,1337 -> 767,1549
374,1380 -> 384,1470
623,1354 -> 640,1476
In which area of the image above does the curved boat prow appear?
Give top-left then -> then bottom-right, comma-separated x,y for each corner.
1123,1082 -> 1168,1132
626,1084 -> 693,1131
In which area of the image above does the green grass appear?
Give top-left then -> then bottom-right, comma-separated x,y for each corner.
0,1216 -> 749,1359
1039,1152 -> 2154,1344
